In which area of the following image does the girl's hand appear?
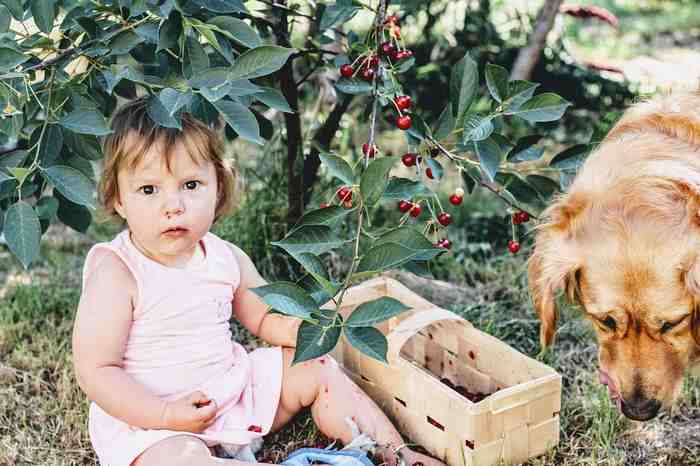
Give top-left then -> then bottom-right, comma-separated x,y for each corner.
161,391 -> 218,433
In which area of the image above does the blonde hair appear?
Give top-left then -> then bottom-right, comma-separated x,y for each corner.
99,97 -> 239,223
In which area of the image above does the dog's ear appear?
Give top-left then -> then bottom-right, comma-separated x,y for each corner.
682,259 -> 700,347
528,194 -> 585,349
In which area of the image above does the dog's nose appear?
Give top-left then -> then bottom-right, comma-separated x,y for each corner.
621,395 -> 661,421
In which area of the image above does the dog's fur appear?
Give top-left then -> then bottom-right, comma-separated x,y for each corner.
528,88 -> 700,421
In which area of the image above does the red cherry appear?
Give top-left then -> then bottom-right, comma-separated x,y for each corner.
508,240 -> 521,254
368,54 -> 379,67
449,194 -> 463,205
384,14 -> 399,25
425,168 -> 434,179
438,238 -> 451,249
247,425 -> 263,433
320,202 -> 329,209
401,153 -> 416,167
380,42 -> 396,57
395,95 -> 411,110
396,115 -> 412,130
362,143 -> 376,157
437,212 -> 452,226
519,211 -> 530,223
340,64 -> 354,78
409,204 -> 421,217
394,50 -> 413,61
361,67 -> 375,81
512,213 -> 523,225
336,187 -> 352,201
398,200 -> 412,213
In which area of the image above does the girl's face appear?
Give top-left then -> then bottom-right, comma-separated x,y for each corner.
114,137 -> 219,268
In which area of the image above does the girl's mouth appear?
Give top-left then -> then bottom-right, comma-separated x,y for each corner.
163,227 -> 188,236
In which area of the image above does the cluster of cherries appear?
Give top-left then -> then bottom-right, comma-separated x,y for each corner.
396,187 -> 464,250
338,14 -> 414,132
507,211 -> 530,254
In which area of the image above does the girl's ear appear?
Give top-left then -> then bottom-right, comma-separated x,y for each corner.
114,197 -> 126,219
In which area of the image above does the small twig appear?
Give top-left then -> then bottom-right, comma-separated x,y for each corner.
428,135 -> 538,220
295,57 -> 326,86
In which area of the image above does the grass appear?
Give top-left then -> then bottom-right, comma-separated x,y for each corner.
1,198 -> 699,465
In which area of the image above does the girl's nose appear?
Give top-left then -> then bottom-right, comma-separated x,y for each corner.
163,194 -> 185,217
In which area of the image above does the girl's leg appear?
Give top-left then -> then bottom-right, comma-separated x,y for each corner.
271,348 -> 445,466
131,435 -> 261,466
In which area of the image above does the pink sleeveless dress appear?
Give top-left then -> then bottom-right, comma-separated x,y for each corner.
81,230 -> 283,466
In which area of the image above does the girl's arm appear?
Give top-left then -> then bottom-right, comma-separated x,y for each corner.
228,243 -> 301,348
72,252 -> 168,429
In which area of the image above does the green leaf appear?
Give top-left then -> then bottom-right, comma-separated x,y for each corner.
320,3 -> 360,30
346,297 -> 410,327
507,135 -> 544,163
159,88 -> 193,116
485,63 -> 509,103
7,167 -> 30,184
59,109 -> 112,136
109,30 -> 144,55
31,0 -> 56,34
147,95 -> 182,129
375,227 -> 443,261
228,80 -> 263,97
462,114 -> 494,142
213,99 -> 264,145
506,93 -> 571,123
495,173 -> 541,206
0,150 -> 27,172
334,78 -> 372,95
209,16 -> 262,48
357,242 -> 420,273
526,174 -> 560,200
473,137 -> 503,183
255,87 -> 293,113
383,177 -> 432,200
0,47 -> 28,71
344,326 -> 387,363
56,192 -> 92,233
272,225 -> 347,256
183,35 -> 209,79
293,314 -> 342,364
1,0 -> 22,20
550,144 -> 592,170
0,6 -> 12,33
190,0 -> 248,13
406,113 -> 431,141
291,252 -> 336,296
250,282 -> 316,319
435,105 -> 455,140
319,152 -> 354,185
4,201 -> 41,269
188,67 -> 230,89
296,206 -> 351,228
43,165 -> 96,209
63,132 -> 102,161
228,46 -> 296,81
449,52 -> 478,121
157,13 -> 182,52
34,125 -> 63,165
505,80 -> 539,110
35,196 -> 58,220
360,157 -> 396,207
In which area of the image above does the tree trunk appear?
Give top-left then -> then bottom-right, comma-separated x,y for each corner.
509,0 -> 564,81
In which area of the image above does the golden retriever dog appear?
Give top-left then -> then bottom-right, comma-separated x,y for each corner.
528,88 -> 700,421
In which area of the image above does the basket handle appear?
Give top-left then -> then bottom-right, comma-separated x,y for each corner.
385,308 -> 468,365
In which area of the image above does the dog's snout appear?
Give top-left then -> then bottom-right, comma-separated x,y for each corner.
621,395 -> 661,421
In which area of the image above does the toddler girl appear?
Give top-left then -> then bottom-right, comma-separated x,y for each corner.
72,97 -> 446,466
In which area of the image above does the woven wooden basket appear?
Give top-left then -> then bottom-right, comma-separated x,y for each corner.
328,276 -> 561,466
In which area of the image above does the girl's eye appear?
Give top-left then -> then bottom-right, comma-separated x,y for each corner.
139,185 -> 156,195
184,180 -> 200,190
601,316 -> 617,331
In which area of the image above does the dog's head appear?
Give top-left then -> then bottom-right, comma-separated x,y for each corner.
528,89 -> 700,421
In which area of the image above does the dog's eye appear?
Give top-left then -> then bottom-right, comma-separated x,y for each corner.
601,316 -> 617,331
660,316 -> 686,334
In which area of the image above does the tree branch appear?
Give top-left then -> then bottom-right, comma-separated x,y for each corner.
509,0 -> 564,81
